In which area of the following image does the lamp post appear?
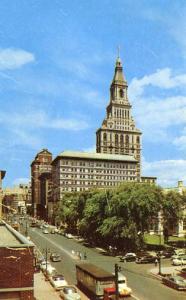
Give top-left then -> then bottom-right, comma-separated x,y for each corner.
114,264 -> 119,300
158,233 -> 162,275
25,220 -> 28,236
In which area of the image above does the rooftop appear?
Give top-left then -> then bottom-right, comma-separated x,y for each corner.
53,151 -> 137,164
0,221 -> 34,247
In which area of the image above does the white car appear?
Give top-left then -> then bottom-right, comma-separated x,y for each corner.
59,286 -> 81,300
40,261 -> 55,274
117,273 -> 132,296
172,257 -> 186,266
49,274 -> 68,290
171,253 -> 186,260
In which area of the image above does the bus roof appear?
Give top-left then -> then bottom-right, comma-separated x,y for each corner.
76,263 -> 115,280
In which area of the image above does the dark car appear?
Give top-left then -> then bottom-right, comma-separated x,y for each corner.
162,275 -> 186,290
136,255 -> 157,264
161,248 -> 176,258
50,253 -> 61,262
179,268 -> 186,278
119,253 -> 136,262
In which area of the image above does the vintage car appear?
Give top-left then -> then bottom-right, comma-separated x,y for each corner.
162,275 -> 186,290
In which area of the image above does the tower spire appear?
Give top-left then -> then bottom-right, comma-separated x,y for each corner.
117,45 -> 120,59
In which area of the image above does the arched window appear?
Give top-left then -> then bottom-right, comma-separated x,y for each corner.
119,89 -> 124,98
126,135 -> 129,144
115,134 -> 118,145
120,134 -> 124,144
136,136 -> 140,144
103,133 -> 107,141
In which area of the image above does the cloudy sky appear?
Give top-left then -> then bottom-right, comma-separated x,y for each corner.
0,0 -> 186,187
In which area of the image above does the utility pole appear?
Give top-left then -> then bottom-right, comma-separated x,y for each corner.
115,264 -> 119,300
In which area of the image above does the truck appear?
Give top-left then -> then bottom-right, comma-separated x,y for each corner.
76,263 -> 115,299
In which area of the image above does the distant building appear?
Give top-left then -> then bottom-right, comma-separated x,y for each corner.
39,171 -> 52,222
140,176 -> 157,184
2,184 -> 30,215
0,221 -> 35,300
31,149 -> 52,217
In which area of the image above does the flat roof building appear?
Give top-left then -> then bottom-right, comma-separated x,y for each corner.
0,221 -> 35,300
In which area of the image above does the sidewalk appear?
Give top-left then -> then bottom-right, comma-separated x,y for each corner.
34,271 -> 89,300
34,272 -> 61,300
150,265 -> 183,280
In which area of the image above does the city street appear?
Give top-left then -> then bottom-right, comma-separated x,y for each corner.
25,225 -> 186,300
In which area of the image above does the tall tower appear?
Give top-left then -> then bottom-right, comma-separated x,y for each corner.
96,55 -> 142,178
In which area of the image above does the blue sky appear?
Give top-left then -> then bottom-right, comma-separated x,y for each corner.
0,0 -> 186,187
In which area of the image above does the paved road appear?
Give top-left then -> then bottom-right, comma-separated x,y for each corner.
26,226 -> 186,300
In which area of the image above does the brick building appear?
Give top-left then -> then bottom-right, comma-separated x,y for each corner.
0,221 -> 35,300
31,149 -> 52,217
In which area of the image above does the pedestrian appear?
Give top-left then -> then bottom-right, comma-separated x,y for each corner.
79,252 -> 82,260
71,250 -> 75,256
155,258 -> 158,267
84,252 -> 87,260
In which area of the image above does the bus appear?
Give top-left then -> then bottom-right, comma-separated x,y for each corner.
76,263 -> 115,299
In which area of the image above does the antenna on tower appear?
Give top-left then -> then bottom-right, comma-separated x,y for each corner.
117,45 -> 120,58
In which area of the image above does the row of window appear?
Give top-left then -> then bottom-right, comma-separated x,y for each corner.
60,161 -> 136,169
61,178 -> 137,191
61,167 -> 135,173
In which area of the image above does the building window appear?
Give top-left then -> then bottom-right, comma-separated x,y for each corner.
119,89 -> 124,98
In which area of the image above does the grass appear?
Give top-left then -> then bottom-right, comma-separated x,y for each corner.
144,233 -> 186,245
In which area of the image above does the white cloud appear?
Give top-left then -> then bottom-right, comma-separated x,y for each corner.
0,48 -> 35,70
128,68 -> 186,144
173,135 -> 186,150
82,145 -> 96,153
12,177 -> 30,186
129,68 -> 186,99
142,158 -> 186,187
0,110 -> 89,131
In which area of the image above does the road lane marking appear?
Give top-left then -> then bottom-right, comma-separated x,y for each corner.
131,294 -> 142,300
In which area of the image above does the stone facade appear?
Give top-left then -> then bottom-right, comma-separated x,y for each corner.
31,149 -> 52,217
96,57 -> 142,179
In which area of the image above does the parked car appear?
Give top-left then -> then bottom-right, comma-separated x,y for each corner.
172,256 -> 186,266
49,274 -> 68,290
119,253 -> 136,262
179,268 -> 186,278
59,286 -> 81,300
171,253 -> 186,260
50,253 -> 61,262
45,265 -> 56,276
161,249 -> 176,258
40,261 -> 56,274
43,229 -> 49,234
162,275 -> 186,290
136,255 -> 157,264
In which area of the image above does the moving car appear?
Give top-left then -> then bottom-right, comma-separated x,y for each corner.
119,252 -> 136,262
59,286 -> 81,300
43,229 -> 49,234
136,255 -> 157,264
162,275 -> 186,290
50,253 -> 61,262
49,274 -> 68,290
117,273 -> 132,296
